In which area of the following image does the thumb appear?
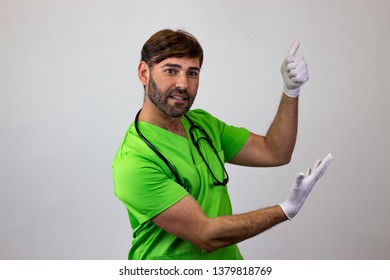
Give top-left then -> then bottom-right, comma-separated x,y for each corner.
287,41 -> 300,57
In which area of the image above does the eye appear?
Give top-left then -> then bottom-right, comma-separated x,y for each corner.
164,68 -> 178,75
188,70 -> 199,78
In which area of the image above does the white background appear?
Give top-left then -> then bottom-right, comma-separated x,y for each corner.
1,0 -> 389,259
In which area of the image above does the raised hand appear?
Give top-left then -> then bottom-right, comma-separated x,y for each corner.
281,41 -> 309,98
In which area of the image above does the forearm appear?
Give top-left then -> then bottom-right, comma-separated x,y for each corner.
153,151 -> 333,254
153,195 -> 288,253
201,205 -> 287,252
264,39 -> 308,164
264,94 -> 298,164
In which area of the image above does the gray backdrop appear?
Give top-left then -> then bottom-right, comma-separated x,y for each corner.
1,0 -> 389,259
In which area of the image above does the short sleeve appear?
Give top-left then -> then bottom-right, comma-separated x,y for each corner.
187,109 -> 250,162
219,122 -> 250,162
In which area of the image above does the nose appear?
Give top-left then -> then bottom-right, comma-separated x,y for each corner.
175,72 -> 188,90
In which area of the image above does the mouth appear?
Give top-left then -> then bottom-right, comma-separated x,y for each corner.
169,92 -> 189,104
170,95 -> 188,101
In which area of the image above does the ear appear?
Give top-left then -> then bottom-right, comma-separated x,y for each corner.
138,61 -> 150,87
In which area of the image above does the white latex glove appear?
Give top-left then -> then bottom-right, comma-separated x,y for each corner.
281,41 -> 309,98
279,153 -> 333,220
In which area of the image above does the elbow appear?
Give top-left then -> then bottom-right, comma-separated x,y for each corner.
271,154 -> 292,167
187,224 -> 222,253
193,236 -> 221,253
264,138 -> 294,167
279,154 -> 292,166
192,225 -> 230,253
198,243 -> 217,253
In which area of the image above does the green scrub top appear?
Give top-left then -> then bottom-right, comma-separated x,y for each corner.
112,109 -> 250,260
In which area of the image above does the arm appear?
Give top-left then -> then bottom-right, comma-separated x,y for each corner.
153,194 -> 287,253
153,154 -> 333,252
229,42 -> 308,167
229,94 -> 298,167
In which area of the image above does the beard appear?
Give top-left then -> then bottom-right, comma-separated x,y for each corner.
147,75 -> 195,118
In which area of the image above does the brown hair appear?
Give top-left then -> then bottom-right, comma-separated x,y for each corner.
141,29 -> 204,68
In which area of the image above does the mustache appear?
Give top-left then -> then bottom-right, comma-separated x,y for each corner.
169,88 -> 190,97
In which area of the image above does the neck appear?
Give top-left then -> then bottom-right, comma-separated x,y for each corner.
138,106 -> 187,138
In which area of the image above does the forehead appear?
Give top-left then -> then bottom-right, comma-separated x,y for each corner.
155,57 -> 200,69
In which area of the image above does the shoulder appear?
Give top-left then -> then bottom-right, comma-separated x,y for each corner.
186,109 -> 249,137
187,108 -> 215,120
112,123 -> 157,173
186,109 -> 223,129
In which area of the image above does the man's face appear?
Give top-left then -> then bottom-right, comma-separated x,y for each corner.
146,57 -> 200,118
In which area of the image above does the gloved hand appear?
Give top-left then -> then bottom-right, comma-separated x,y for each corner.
281,41 -> 309,98
279,153 -> 333,220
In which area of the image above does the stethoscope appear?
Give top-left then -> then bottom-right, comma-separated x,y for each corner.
134,109 -> 229,192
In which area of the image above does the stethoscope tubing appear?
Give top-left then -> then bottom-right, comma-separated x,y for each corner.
134,109 -> 228,190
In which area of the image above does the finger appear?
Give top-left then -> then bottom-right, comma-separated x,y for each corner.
290,71 -> 309,85
288,61 -> 306,77
286,55 -> 305,71
312,153 -> 333,179
287,41 -> 300,57
286,60 -> 298,72
321,153 -> 333,168
291,74 -> 309,85
295,172 -> 305,186
313,159 -> 323,170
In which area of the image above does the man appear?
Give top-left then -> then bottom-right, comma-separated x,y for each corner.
112,29 -> 332,260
